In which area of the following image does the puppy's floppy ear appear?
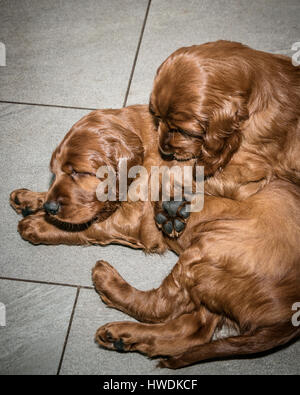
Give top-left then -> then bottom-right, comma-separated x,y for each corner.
106,126 -> 144,170
199,96 -> 248,175
92,115 -> 145,199
93,114 -> 144,170
116,127 -> 144,170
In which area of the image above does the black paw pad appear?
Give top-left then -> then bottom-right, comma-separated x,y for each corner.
179,205 -> 190,219
22,207 -> 34,217
114,338 -> 125,351
155,213 -> 167,225
162,200 -> 183,217
174,219 -> 185,232
163,221 -> 173,235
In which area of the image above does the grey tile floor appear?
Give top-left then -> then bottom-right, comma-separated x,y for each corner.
0,0 -> 299,375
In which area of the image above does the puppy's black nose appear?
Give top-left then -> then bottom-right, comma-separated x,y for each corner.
43,201 -> 60,215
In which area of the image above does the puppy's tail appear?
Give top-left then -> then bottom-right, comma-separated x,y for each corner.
159,321 -> 300,369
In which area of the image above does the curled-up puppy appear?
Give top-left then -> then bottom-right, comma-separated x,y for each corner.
150,40 -> 300,199
150,40 -> 300,236
10,105 -> 172,252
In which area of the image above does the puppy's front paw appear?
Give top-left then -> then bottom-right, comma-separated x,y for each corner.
10,189 -> 45,216
18,214 -> 47,244
155,200 -> 190,238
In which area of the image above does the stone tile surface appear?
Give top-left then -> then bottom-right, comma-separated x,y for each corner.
127,0 -> 300,105
0,279 -> 76,375
0,0 -> 149,108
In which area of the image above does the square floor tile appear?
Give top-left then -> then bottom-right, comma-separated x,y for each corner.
59,289 -> 157,375
127,0 -> 300,104
0,0 -> 149,108
0,279 -> 76,375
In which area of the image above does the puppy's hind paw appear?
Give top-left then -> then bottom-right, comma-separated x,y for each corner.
155,199 -> 190,238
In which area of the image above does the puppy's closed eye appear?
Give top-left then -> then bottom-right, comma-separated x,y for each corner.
70,169 -> 96,179
149,105 -> 161,129
170,127 -> 204,139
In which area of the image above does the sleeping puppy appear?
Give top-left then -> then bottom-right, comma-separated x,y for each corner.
10,105 -> 171,252
151,40 -> 300,236
10,104 -> 300,368
150,40 -> 300,201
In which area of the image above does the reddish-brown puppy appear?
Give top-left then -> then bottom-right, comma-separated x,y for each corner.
10,105 -> 169,251
150,40 -> 300,200
10,102 -> 300,368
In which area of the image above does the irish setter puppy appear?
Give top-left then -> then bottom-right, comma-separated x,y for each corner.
150,40 -> 300,205
10,104 -> 300,368
10,105 -> 168,252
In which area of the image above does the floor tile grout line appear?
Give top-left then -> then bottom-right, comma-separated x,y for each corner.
0,49 -> 292,113
57,287 -> 80,375
0,100 -> 98,111
122,0 -> 152,107
0,276 -> 94,290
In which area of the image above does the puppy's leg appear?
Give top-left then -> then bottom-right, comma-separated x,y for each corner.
10,189 -> 46,216
95,308 -> 219,358
18,211 -> 90,245
94,198 -> 242,322
157,241 -> 300,368
92,259 -> 196,323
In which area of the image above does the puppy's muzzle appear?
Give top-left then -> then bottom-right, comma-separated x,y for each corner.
43,201 -> 60,215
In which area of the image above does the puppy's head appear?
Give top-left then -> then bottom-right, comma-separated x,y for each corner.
44,110 -> 144,228
150,41 -> 250,176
